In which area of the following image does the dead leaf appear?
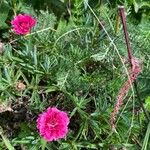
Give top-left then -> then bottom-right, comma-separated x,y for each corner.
0,102 -> 13,113
0,42 -> 4,54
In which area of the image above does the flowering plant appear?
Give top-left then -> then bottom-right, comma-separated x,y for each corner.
11,14 -> 36,35
37,107 -> 69,141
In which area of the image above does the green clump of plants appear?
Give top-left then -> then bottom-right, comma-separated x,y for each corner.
0,0 -> 150,149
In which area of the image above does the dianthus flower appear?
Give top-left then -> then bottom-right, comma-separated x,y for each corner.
11,14 -> 36,35
37,107 -> 69,142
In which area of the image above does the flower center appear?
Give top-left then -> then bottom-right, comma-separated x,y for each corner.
47,119 -> 58,128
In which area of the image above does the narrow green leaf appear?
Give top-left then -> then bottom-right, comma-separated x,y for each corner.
0,128 -> 15,150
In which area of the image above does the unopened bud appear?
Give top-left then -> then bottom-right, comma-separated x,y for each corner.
15,81 -> 26,91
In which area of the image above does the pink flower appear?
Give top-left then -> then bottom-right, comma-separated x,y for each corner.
37,107 -> 69,142
11,14 -> 36,35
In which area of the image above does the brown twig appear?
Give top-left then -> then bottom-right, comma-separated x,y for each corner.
118,6 -> 150,122
118,6 -> 133,64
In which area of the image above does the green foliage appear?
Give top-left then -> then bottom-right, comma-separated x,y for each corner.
0,1 -> 9,29
0,127 -> 15,150
0,0 -> 150,149
145,96 -> 150,111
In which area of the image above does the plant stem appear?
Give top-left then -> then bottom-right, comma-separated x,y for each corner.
115,13 -> 120,36
118,6 -> 133,64
118,6 -> 150,121
134,81 -> 150,121
141,122 -> 150,150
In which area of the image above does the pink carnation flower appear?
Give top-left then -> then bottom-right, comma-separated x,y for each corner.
37,107 -> 69,142
11,14 -> 36,35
